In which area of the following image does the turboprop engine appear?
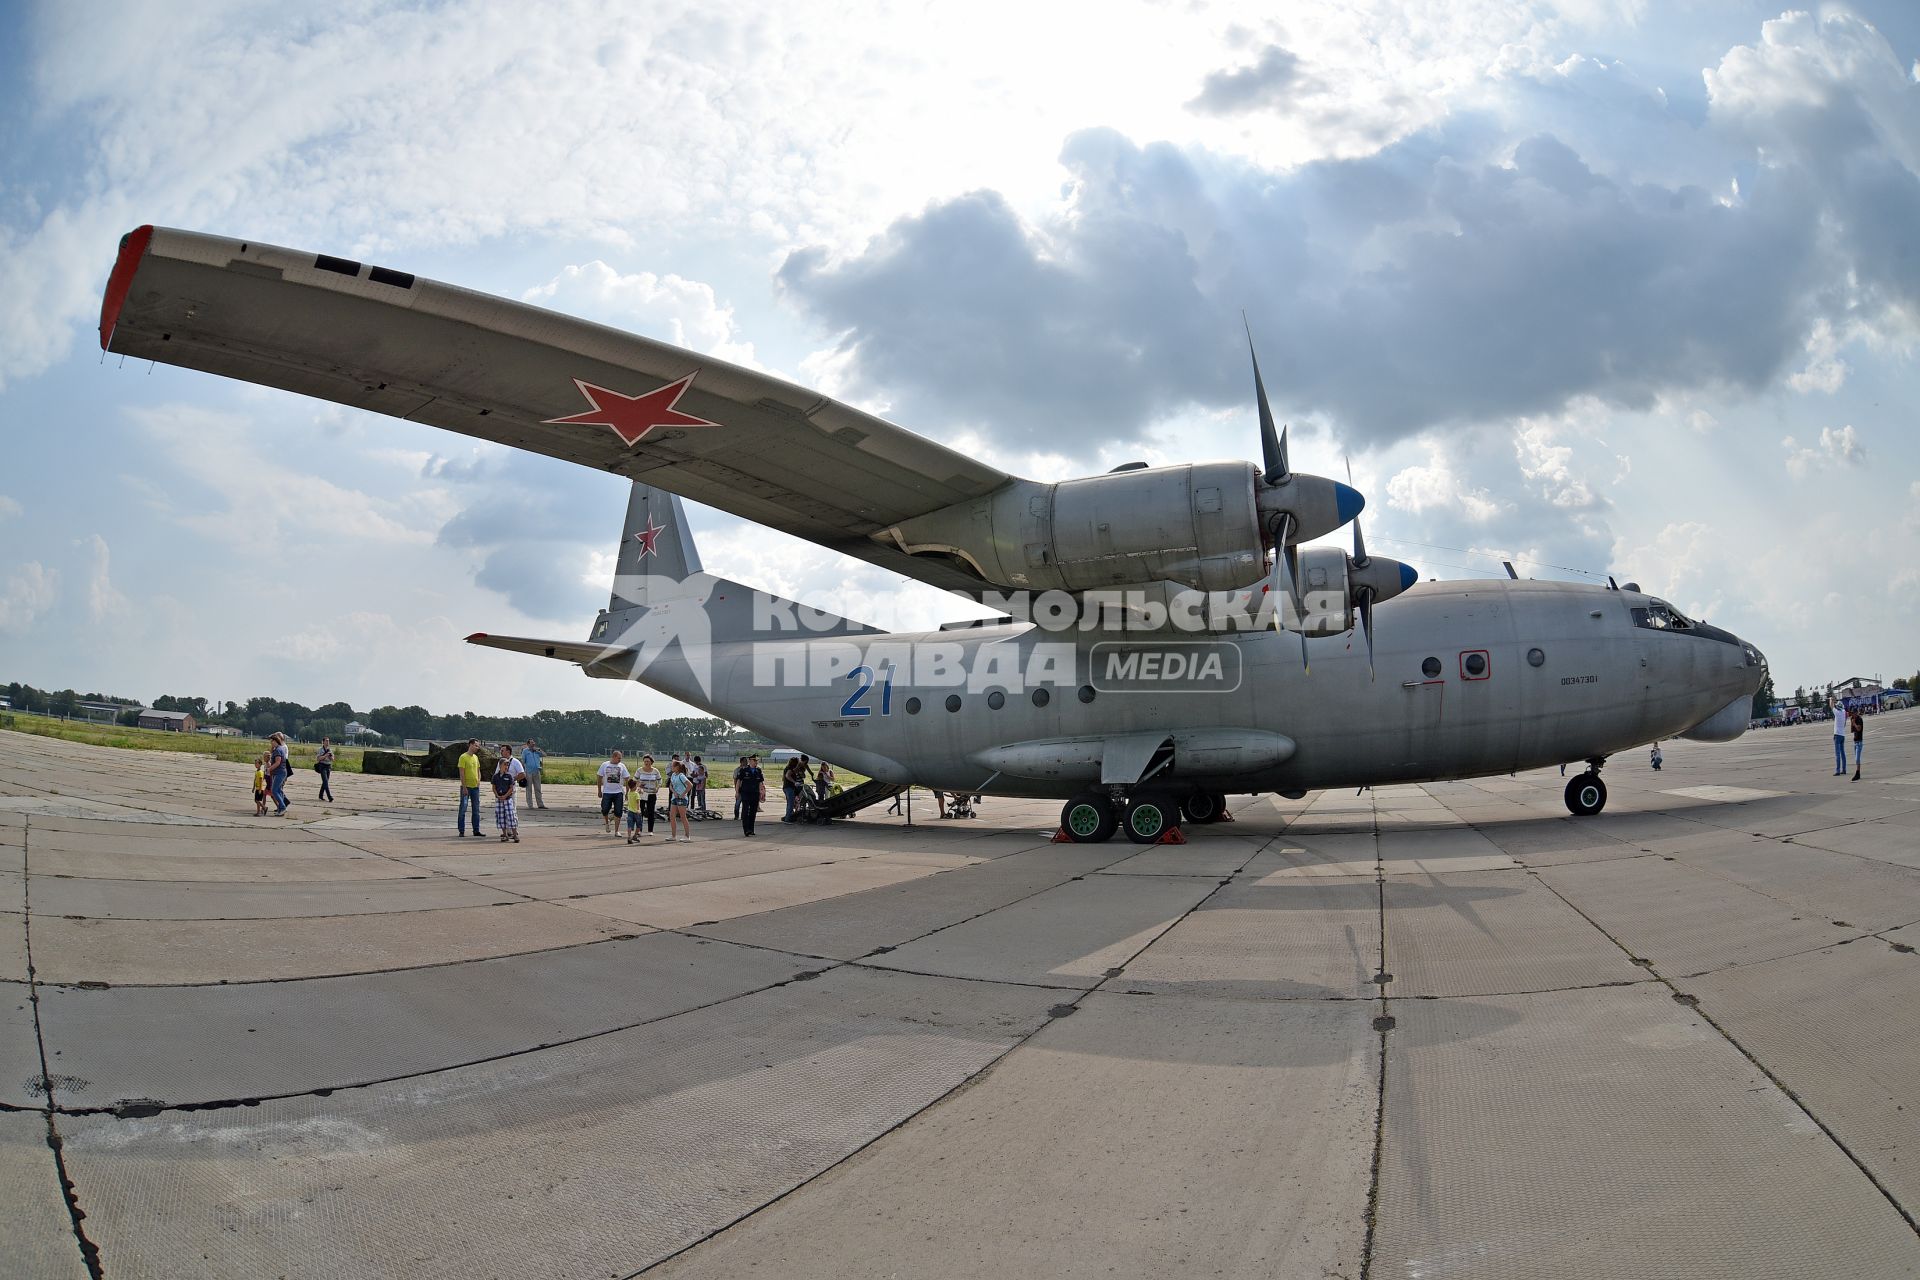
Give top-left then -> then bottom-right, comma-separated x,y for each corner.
876,458 -> 1361,595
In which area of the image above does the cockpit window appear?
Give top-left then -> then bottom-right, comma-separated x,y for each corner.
1632,600 -> 1693,631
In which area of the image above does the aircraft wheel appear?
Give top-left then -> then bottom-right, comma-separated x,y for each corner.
1565,773 -> 1608,817
1124,792 -> 1180,844
1060,794 -> 1118,843
1181,790 -> 1223,824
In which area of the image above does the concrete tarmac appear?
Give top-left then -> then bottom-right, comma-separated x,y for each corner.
4,715 -> 1920,1278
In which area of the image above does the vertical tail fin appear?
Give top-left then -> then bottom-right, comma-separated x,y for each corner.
590,479 -> 880,649
610,480 -> 701,607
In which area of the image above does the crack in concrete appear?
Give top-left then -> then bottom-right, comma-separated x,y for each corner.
1526,852 -> 1920,1243
21,817 -> 105,1278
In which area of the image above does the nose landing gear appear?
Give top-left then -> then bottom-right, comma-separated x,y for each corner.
1564,758 -> 1609,816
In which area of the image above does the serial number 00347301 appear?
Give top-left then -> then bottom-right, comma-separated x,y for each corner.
1560,674 -> 1599,686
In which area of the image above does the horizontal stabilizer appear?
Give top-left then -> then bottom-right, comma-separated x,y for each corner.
465,633 -> 622,666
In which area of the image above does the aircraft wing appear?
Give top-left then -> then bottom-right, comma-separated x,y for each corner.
101,226 -> 1012,595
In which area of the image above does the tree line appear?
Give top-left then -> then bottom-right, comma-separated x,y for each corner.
3,680 -> 735,756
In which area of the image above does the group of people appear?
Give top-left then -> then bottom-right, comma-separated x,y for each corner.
777,754 -> 836,821
454,738 -> 534,842
592,750 -> 709,843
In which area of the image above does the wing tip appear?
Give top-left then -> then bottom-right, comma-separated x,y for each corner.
465,632 -> 490,643
100,224 -> 156,351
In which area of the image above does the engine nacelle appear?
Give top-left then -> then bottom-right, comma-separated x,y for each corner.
1275,548 -> 1417,635
881,461 -> 1265,593
879,461 -> 1360,595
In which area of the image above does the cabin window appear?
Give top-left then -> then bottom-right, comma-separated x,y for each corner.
1461,651 -> 1489,679
945,694 -> 962,712
1421,656 -> 1442,679
904,697 -> 921,715
1527,648 -> 1545,667
987,690 -> 1006,710
1078,684 -> 1097,703
1031,688 -> 1051,707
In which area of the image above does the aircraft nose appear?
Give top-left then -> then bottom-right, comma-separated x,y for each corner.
1333,481 -> 1365,527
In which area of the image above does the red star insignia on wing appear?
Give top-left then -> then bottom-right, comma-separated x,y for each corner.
631,515 -> 666,558
543,372 -> 720,446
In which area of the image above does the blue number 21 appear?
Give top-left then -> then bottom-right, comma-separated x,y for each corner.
841,664 -> 895,717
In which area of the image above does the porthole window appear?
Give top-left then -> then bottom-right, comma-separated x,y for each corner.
1077,684 -> 1097,704
1527,647 -> 1545,667
945,694 -> 962,712
987,690 -> 1005,710
1031,688 -> 1051,707
904,697 -> 921,715
1463,652 -> 1488,678
1421,656 -> 1442,679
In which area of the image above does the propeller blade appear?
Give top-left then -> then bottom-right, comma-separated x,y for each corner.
1245,319 -> 1289,485
1357,589 -> 1375,681
1344,454 -> 1374,564
1265,514 -> 1297,627
1263,511 -> 1310,674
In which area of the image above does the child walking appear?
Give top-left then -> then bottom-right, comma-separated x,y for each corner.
252,755 -> 269,816
623,774 -> 645,843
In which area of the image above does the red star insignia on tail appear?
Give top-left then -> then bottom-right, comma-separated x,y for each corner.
543,372 -> 719,446
631,515 -> 666,558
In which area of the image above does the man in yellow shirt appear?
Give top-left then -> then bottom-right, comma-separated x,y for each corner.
457,738 -> 486,837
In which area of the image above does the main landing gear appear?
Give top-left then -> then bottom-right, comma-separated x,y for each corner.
1058,787 -> 1231,844
1564,758 -> 1609,817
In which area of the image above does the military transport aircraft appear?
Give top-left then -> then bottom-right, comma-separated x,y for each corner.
99,225 -> 1767,842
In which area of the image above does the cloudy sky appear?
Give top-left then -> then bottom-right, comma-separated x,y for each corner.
3,0 -> 1917,720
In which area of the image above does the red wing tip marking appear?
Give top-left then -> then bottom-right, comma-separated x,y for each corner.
465,632 -> 490,642
100,225 -> 155,351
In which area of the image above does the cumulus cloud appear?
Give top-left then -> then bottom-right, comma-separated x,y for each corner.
1189,45 -> 1313,114
0,562 -> 58,633
429,451 -> 629,623
1782,424 -> 1866,477
779,13 -> 1918,460
81,534 -> 130,622
128,403 -> 437,547
0,495 -> 21,520
1386,452 -> 1504,523
523,263 -> 757,366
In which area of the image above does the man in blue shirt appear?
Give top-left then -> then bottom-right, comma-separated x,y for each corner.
522,739 -> 546,808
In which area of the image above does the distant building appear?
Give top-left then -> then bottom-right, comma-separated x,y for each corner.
77,700 -> 133,724
196,725 -> 243,737
137,709 -> 197,732
344,721 -> 380,740
1828,677 -> 1900,713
